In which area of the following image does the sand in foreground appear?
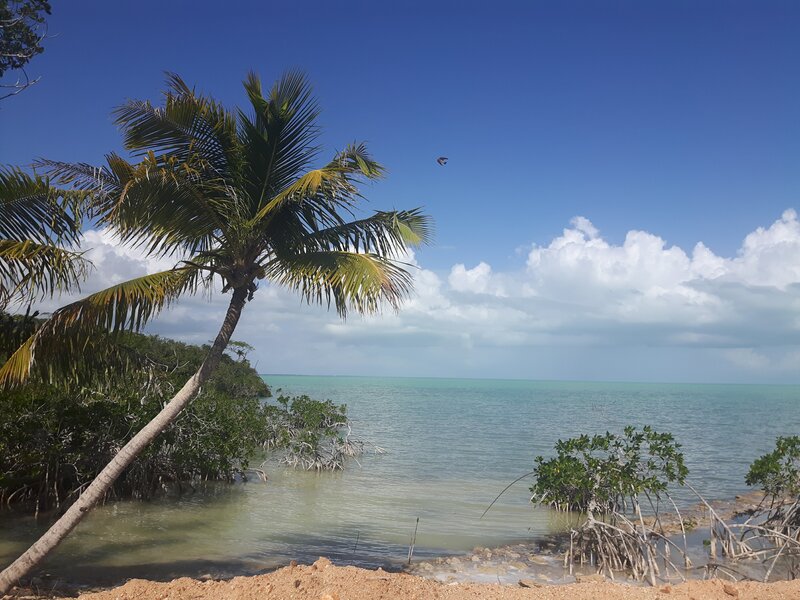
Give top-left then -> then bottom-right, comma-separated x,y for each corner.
75,558 -> 800,600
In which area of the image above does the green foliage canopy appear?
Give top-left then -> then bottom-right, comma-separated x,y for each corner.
0,328 -> 364,511
746,436 -> 800,499
530,425 -> 688,514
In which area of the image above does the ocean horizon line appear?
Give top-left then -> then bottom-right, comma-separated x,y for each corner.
260,373 -> 800,388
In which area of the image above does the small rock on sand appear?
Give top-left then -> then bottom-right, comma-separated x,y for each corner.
723,582 -> 739,597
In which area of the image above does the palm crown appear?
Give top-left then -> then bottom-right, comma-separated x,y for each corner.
1,71 -> 431,386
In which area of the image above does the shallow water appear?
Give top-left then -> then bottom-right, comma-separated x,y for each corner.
0,376 -> 797,584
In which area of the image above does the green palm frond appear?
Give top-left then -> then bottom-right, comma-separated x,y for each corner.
99,156 -> 230,258
35,159 -> 123,204
289,209 -> 433,257
0,166 -> 87,309
251,143 -> 386,229
0,240 -> 89,307
239,70 -> 321,212
112,73 -> 239,178
0,166 -> 82,245
331,142 -> 385,179
43,154 -> 231,259
263,251 -> 415,318
0,266 -> 205,387
250,166 -> 356,227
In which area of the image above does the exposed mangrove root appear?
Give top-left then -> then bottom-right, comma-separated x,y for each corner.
262,398 -> 382,472
562,505 -> 692,586
687,483 -> 800,581
685,484 -> 755,560
276,429 -> 381,471
244,466 -> 269,482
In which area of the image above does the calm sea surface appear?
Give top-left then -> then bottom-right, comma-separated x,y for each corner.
1,376 -> 797,584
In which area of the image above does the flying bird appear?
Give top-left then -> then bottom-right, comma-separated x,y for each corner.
436,156 -> 448,166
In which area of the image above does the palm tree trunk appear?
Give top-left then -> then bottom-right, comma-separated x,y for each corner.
0,287 -> 250,596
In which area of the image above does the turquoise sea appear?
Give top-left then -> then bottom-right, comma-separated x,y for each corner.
1,376 -> 798,584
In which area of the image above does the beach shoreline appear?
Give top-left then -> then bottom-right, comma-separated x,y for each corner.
8,557 -> 800,600
2,489 -> 785,599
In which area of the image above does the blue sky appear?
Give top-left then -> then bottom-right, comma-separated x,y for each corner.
2,1 -> 800,383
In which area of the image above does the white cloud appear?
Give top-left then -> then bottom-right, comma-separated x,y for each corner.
80,229 -> 178,288
448,262 -> 493,294
17,209 -> 800,383
728,209 -> 800,288
522,211 -> 800,332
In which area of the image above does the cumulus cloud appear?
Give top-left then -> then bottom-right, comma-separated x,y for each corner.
19,209 -> 800,383
521,210 -> 800,330
80,229 -> 179,289
448,262 -> 493,294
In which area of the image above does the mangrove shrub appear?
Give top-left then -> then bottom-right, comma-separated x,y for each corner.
530,426 -> 690,584
738,436 -> 800,572
263,393 -> 372,470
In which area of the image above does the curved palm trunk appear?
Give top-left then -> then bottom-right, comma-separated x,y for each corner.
0,287 -> 250,595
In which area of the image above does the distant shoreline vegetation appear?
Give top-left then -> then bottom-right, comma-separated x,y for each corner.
0,323 -> 360,514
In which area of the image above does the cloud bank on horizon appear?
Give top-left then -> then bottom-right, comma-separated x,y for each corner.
39,210 -> 800,384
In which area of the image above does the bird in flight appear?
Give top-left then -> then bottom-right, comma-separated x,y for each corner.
436,156 -> 448,166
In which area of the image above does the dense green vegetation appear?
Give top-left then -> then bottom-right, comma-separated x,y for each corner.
0,329 -> 361,513
0,332 -> 269,510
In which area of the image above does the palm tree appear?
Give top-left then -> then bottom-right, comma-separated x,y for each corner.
0,71 -> 432,593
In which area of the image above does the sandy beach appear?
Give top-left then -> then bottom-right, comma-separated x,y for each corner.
53,558 -> 799,600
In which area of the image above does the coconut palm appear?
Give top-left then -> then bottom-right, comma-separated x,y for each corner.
0,165 -> 87,312
0,71 -> 431,593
